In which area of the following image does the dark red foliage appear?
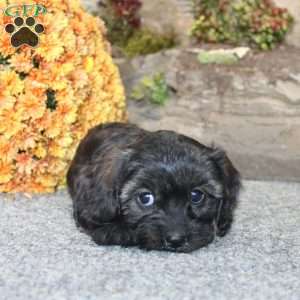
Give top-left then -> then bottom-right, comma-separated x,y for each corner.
110,0 -> 142,28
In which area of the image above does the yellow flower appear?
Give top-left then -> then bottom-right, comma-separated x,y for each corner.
47,158 -> 67,174
60,29 -> 77,52
56,134 -> 73,147
0,70 -> 24,96
55,101 -> 77,124
0,161 -> 13,184
48,141 -> 67,158
0,34 -> 15,57
16,93 -> 46,120
9,52 -> 33,73
83,56 -> 94,73
39,0 -> 67,9
34,158 -> 49,174
25,181 -> 52,193
33,143 -> 47,159
56,62 -> 74,77
0,90 -> 16,110
44,120 -> 64,138
15,153 -> 36,176
71,69 -> 89,89
0,109 -> 24,139
13,130 -> 38,150
27,66 -> 68,90
35,33 -> 64,62
0,0 -> 126,193
43,11 -> 69,33
0,137 -> 17,163
35,174 -> 58,188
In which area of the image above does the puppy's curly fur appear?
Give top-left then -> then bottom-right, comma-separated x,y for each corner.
67,123 -> 241,252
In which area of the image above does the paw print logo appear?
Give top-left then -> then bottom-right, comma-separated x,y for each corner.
5,16 -> 44,48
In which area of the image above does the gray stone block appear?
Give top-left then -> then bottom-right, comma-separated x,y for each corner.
119,48 -> 300,182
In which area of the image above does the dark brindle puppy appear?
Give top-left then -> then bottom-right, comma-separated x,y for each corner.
67,123 -> 241,253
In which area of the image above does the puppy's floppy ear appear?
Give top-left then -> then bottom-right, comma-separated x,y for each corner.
210,148 -> 241,237
67,150 -> 131,232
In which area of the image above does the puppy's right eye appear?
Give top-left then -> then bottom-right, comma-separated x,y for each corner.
138,192 -> 155,207
190,189 -> 206,205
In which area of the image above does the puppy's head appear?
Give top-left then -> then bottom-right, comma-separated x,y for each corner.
117,131 -> 241,253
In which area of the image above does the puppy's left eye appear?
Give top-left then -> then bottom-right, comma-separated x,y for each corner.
191,189 -> 206,205
138,192 -> 155,207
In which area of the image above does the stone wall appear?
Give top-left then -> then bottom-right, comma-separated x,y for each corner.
118,48 -> 300,181
79,0 -> 300,181
140,0 -> 193,45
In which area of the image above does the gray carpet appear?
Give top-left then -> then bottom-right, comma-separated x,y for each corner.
0,181 -> 299,300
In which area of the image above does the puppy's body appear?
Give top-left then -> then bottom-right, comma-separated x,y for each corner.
67,123 -> 241,252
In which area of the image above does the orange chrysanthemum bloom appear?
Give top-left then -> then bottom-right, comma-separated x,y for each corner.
0,0 -> 127,193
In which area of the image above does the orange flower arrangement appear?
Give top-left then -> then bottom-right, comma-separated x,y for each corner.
0,0 -> 127,193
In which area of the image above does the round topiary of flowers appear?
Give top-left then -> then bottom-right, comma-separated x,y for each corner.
0,0 -> 127,193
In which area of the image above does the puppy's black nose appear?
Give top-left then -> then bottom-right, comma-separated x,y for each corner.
166,233 -> 186,248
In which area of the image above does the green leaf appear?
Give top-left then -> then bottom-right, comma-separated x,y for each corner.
0,53 -> 10,65
131,72 -> 170,106
131,86 -> 145,101
198,51 -> 239,65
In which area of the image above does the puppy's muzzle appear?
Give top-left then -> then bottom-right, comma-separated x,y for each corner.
164,231 -> 187,250
165,232 -> 186,248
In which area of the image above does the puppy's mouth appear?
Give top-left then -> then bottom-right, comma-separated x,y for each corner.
162,238 -> 191,253
163,245 -> 190,253
162,235 -> 215,253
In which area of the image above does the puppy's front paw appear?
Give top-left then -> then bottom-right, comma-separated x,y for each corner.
91,223 -> 136,247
